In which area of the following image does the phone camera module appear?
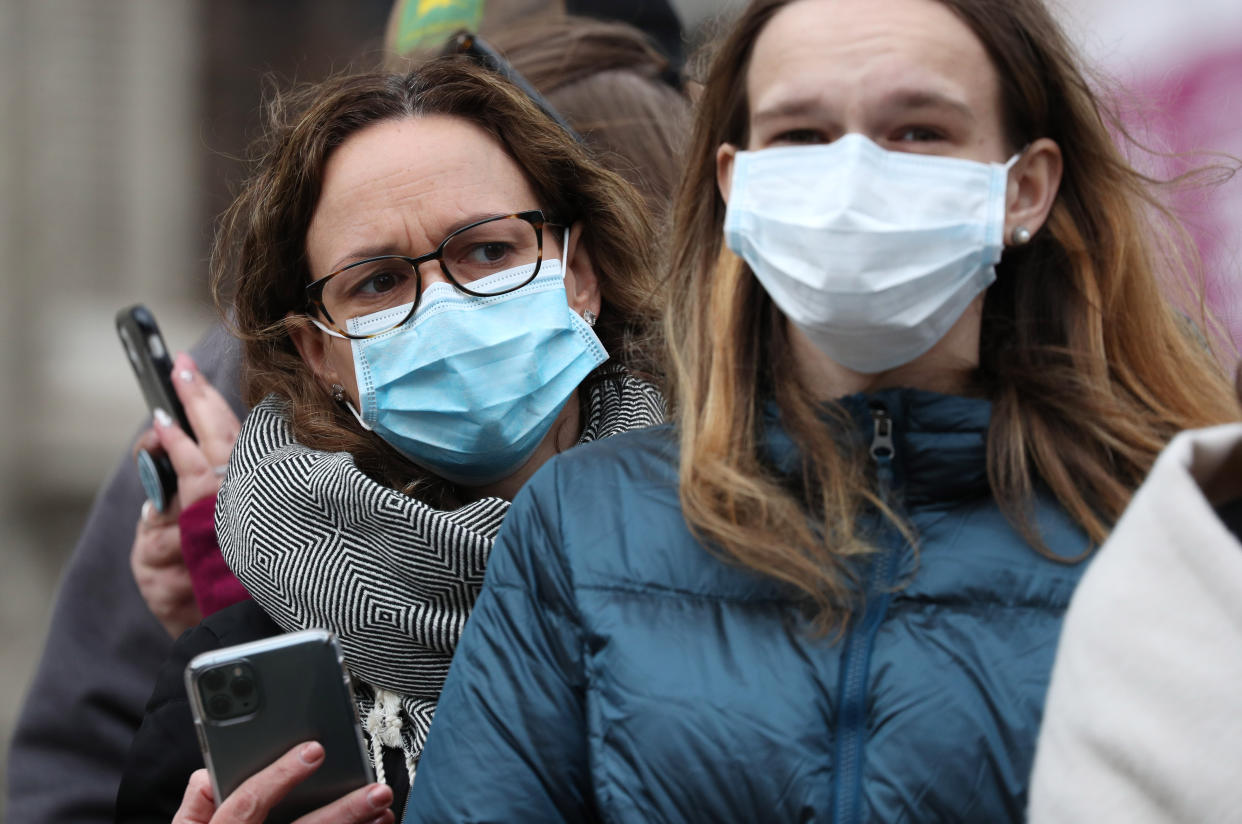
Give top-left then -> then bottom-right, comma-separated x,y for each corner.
200,662 -> 261,721
207,693 -> 232,718
230,675 -> 255,699
202,668 -> 226,692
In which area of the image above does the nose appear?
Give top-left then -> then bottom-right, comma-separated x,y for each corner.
418,261 -> 453,288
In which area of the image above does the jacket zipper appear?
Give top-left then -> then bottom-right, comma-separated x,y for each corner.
832,404 -> 900,824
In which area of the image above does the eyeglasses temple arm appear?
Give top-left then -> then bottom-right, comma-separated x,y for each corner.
447,31 -> 586,146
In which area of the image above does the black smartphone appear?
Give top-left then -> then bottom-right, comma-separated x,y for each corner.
116,304 -> 195,511
185,630 -> 374,824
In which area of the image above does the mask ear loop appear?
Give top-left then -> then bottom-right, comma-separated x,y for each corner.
559,223 -> 598,328
345,398 -> 373,432
1000,144 -> 1031,246
329,382 -> 373,432
1003,143 -> 1031,171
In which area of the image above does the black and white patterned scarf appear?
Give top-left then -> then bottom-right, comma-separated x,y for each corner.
215,367 -> 664,783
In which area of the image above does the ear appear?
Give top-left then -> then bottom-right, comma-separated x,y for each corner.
562,222 -> 601,318
1004,137 -> 1062,246
287,313 -> 342,392
716,143 -> 738,204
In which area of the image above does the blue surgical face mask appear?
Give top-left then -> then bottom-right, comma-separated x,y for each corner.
725,133 -> 1020,374
335,230 -> 608,488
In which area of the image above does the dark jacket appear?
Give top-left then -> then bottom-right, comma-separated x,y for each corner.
407,389 -> 1091,823
7,324 -> 243,824
114,599 -> 408,822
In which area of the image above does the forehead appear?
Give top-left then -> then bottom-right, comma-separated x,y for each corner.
747,0 -> 999,122
306,115 -> 539,272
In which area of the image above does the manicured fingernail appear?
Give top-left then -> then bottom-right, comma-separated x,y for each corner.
367,784 -> 391,809
177,369 -> 193,383
154,408 -> 173,428
141,500 -> 153,522
298,741 -> 324,765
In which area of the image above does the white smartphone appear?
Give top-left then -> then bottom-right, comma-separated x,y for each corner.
184,629 -> 374,823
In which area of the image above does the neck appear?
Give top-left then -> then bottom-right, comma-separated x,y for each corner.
460,390 -> 583,502
792,295 -> 985,401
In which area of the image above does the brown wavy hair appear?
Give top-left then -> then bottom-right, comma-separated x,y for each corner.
212,59 -> 657,504
386,16 -> 691,220
482,17 -> 689,220
666,0 -> 1240,633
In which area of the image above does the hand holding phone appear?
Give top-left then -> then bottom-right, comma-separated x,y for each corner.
185,630 -> 375,824
172,746 -> 393,824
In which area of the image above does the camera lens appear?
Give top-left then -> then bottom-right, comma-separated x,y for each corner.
207,693 -> 232,718
202,668 -> 226,692
230,675 -> 255,699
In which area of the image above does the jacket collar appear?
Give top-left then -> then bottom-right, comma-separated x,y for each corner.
763,388 -> 992,507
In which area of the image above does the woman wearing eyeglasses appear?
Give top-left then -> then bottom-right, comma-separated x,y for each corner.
114,59 -> 665,824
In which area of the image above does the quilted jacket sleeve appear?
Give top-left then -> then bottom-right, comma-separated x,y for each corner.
405,461 -> 593,823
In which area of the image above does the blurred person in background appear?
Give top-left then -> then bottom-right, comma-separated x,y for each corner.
1027,374 -> 1242,820
385,0 -> 685,81
7,4 -> 688,823
405,0 -> 1239,820
5,323 -> 246,824
117,48 -> 682,821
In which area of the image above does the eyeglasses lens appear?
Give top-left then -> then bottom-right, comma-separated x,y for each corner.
320,216 -> 542,334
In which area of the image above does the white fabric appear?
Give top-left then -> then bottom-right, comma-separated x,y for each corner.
1029,423 -> 1242,823
724,134 -> 1014,373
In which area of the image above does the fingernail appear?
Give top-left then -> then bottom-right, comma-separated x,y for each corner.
367,784 -> 391,809
153,408 -> 173,428
298,741 -> 324,765
141,500 -> 153,522
177,369 -> 193,384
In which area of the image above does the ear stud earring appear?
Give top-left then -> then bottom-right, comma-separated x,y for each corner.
583,310 -> 598,327
1011,225 -> 1032,245
331,384 -> 346,403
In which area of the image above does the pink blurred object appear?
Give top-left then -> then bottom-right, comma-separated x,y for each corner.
1134,49 -> 1242,350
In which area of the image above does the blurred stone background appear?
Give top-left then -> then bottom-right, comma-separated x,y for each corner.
0,1 -> 395,815
0,0 -> 1238,818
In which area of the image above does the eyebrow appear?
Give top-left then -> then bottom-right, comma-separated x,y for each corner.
751,98 -> 826,128
877,88 -> 975,121
751,88 -> 975,127
326,210 -> 523,273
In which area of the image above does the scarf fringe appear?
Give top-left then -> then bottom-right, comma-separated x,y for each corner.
363,686 -> 419,788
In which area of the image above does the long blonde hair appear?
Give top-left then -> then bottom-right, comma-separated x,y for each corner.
665,0 -> 1240,633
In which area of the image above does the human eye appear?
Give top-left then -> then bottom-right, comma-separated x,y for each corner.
340,261 -> 414,299
768,128 -> 827,147
444,220 -> 535,283
892,125 -> 945,143
463,241 -> 516,266
356,265 -> 411,295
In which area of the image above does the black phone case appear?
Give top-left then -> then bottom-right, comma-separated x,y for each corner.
185,630 -> 374,823
115,304 -> 194,436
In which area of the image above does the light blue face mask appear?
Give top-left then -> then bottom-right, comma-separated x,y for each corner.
339,231 -> 608,488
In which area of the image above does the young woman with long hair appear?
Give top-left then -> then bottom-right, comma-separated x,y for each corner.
406,0 -> 1239,820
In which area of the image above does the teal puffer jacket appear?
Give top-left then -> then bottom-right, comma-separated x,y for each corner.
407,389 -> 1091,823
